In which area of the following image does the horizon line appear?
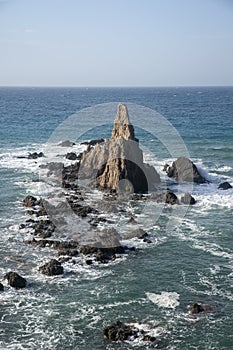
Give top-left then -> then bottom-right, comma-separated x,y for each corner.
0,84 -> 233,88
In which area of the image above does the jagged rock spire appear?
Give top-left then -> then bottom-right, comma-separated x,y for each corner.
79,104 -> 160,193
111,104 -> 135,140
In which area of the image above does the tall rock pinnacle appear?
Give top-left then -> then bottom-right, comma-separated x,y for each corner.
79,104 -> 160,193
111,104 -> 135,140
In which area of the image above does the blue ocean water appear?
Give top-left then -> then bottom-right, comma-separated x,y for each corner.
0,87 -> 233,349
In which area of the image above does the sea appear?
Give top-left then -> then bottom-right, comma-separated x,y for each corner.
0,87 -> 233,350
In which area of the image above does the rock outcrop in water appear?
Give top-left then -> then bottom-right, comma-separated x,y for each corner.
79,104 -> 160,193
165,157 -> 206,184
218,181 -> 232,190
4,272 -> 27,289
39,259 -> 64,276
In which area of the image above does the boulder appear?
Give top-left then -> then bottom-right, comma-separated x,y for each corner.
181,193 -> 196,205
79,104 -> 160,193
151,191 -> 179,205
189,302 -> 215,314
58,140 -> 76,147
218,181 -> 232,190
163,191 -> 179,205
4,272 -> 27,288
166,157 -> 206,183
65,152 -> 81,160
0,283 -> 4,291
23,195 -> 40,208
39,259 -> 63,276
103,321 -> 137,341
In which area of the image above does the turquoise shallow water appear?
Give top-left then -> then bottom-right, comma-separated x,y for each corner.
0,87 -> 233,349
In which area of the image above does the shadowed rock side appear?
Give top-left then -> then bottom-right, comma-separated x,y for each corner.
79,104 -> 160,193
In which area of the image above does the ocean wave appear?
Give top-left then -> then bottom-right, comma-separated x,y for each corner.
146,291 -> 180,309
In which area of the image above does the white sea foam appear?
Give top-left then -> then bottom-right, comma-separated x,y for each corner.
146,291 -> 180,309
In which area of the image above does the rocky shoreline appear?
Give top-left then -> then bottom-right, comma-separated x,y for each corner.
1,104 -> 231,344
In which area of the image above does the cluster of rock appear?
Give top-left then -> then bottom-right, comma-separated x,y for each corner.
7,103 -> 229,346
103,321 -> 157,343
17,152 -> 45,160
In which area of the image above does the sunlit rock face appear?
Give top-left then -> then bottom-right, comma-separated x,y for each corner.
79,104 -> 160,193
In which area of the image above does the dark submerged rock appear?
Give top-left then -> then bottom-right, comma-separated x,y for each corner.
189,302 -> 215,314
0,283 -> 4,291
32,219 -> 56,238
28,152 -> 45,159
4,272 -> 27,288
103,321 -> 136,341
103,321 -> 156,343
39,259 -> 63,276
166,157 -> 206,183
81,138 -> 104,147
181,193 -> 196,205
190,303 -> 205,314
65,152 -> 81,160
218,181 -> 232,190
23,195 -> 40,208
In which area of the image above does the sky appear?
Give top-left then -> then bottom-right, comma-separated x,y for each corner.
0,0 -> 233,87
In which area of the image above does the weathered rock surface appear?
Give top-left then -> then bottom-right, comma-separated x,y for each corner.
4,272 -> 27,288
39,259 -> 63,276
166,157 -> 206,183
79,104 -> 160,193
181,193 -> 196,205
218,181 -> 232,190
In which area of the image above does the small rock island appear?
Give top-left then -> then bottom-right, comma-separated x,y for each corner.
79,104 -> 160,193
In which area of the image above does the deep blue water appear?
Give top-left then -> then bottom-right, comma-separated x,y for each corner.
0,87 -> 233,350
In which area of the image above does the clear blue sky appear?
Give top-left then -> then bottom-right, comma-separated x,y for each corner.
0,0 -> 233,86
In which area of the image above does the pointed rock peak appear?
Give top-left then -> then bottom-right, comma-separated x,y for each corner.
115,104 -> 130,124
111,104 -> 135,140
